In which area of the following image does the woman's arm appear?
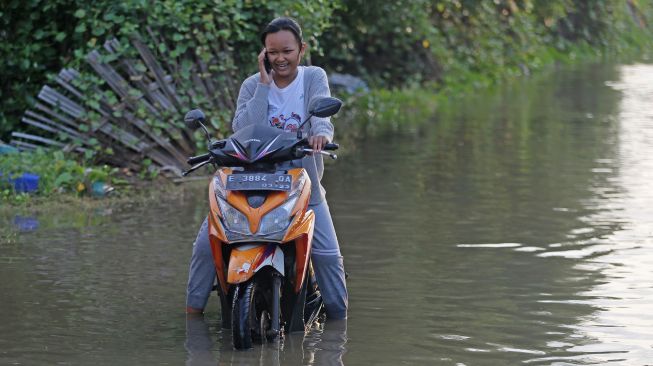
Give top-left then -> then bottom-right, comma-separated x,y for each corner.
231,75 -> 270,132
307,67 -> 335,142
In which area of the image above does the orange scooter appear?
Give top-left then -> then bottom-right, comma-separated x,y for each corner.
183,97 -> 342,349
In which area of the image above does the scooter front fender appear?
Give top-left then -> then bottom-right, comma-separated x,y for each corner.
227,244 -> 284,284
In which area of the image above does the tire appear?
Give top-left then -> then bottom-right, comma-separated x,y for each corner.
232,281 -> 255,350
231,276 -> 280,350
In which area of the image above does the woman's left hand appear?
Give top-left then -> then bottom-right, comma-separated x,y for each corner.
308,135 -> 328,152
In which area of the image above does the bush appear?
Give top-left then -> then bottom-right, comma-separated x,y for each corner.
0,149 -> 116,203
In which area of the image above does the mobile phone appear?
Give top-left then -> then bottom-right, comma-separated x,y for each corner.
264,53 -> 272,74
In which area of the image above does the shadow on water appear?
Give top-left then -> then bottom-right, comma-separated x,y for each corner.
2,63 -> 653,365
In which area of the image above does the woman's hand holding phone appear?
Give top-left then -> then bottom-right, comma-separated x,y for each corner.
258,48 -> 273,84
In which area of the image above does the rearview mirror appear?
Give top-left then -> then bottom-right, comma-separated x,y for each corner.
308,97 -> 342,118
184,109 -> 206,130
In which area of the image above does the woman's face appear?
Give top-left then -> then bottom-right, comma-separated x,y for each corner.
264,30 -> 305,80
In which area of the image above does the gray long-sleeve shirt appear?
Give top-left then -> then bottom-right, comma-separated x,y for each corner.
231,66 -> 334,205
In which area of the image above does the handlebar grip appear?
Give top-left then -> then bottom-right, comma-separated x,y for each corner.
324,143 -> 339,151
187,153 -> 210,166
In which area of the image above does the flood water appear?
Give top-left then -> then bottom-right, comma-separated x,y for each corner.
2,63 -> 653,365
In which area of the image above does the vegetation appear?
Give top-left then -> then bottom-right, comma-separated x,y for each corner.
0,149 -> 118,204
315,0 -> 652,89
1,0 -> 652,203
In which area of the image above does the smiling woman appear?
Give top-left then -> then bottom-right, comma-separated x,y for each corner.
258,19 -> 306,88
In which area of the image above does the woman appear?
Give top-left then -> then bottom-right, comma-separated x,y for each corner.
186,17 -> 348,320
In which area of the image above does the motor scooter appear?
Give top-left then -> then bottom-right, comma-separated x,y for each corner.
183,97 -> 342,350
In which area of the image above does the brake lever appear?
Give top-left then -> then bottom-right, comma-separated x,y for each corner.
182,159 -> 212,177
299,148 -> 338,160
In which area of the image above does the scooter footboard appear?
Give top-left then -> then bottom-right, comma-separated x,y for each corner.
227,243 -> 284,284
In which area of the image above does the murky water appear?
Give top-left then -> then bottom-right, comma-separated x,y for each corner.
2,63 -> 653,365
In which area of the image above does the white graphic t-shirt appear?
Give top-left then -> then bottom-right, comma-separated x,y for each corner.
267,66 -> 305,132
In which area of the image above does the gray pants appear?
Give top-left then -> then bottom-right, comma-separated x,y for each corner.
186,199 -> 348,319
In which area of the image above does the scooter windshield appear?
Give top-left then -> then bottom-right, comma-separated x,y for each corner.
214,124 -> 300,166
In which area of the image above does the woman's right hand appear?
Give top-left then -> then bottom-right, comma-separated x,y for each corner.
258,48 -> 273,84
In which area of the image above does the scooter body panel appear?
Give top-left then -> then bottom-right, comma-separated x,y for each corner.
227,244 -> 285,284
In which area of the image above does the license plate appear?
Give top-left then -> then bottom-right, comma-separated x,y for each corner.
226,174 -> 292,191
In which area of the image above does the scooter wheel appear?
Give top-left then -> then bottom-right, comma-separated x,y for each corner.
231,281 -> 255,350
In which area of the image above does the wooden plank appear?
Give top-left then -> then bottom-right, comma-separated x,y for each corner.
112,102 -> 189,163
21,116 -> 61,135
39,85 -> 85,116
24,110 -> 83,139
91,114 -> 184,170
10,140 -> 39,151
103,38 -> 120,53
86,50 -> 160,116
34,102 -> 78,128
119,57 -> 163,115
54,69 -> 84,100
222,85 -> 236,111
63,68 -> 81,79
190,62 -> 212,106
95,121 -> 148,153
11,132 -> 65,147
86,51 -> 132,98
38,86 -> 85,118
19,116 -> 86,155
196,58 -> 219,103
145,79 -> 175,110
132,37 -> 181,112
118,53 -> 177,113
91,82 -> 191,162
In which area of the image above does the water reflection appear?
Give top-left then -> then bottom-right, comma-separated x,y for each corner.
185,315 -> 216,366
552,64 -> 653,364
13,215 -> 39,232
184,315 -> 347,366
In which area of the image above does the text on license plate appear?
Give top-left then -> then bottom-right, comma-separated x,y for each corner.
225,174 -> 292,191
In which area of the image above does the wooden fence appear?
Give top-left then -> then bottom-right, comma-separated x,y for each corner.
11,35 -> 236,176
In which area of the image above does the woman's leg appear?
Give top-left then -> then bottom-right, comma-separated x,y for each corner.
186,218 -> 216,313
310,200 -> 349,319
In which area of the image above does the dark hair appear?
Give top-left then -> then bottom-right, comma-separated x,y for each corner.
260,17 -> 303,46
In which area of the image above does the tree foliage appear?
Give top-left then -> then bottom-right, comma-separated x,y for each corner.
314,0 -> 653,88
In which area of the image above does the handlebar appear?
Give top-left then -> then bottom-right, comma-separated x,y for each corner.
187,153 -> 211,166
183,140 -> 340,177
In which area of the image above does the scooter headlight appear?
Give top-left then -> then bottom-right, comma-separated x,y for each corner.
257,171 -> 307,236
217,196 -> 251,235
213,176 -> 226,198
258,195 -> 298,235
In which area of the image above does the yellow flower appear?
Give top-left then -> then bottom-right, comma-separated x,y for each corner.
76,182 -> 86,192
422,40 -> 430,49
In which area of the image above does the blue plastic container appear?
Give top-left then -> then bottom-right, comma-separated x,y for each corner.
11,173 -> 40,193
